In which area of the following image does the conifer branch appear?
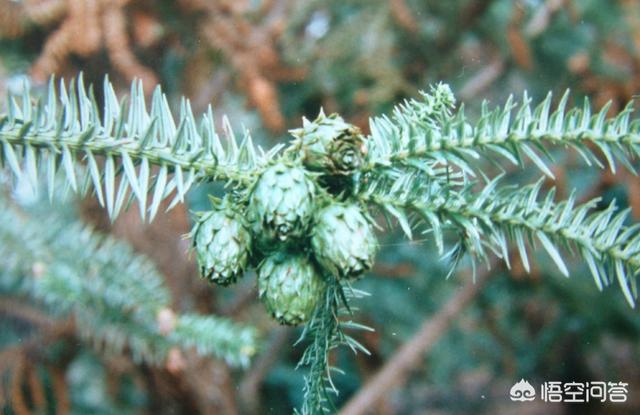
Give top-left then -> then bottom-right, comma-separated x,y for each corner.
295,279 -> 371,414
2,74 -> 640,413
0,194 -> 258,366
367,85 -> 640,178
0,76 -> 277,221
363,175 -> 640,306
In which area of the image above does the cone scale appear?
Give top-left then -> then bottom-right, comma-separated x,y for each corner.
192,199 -> 252,286
258,252 -> 325,326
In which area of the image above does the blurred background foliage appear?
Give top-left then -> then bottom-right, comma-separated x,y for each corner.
0,0 -> 640,414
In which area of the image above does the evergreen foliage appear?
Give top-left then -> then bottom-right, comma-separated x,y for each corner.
367,84 -> 640,177
1,75 -> 639,413
295,280 -> 371,414
0,75 -> 277,221
0,190 -> 257,367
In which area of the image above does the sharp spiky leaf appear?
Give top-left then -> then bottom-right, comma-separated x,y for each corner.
367,88 -> 640,178
362,175 -> 640,306
0,76 -> 269,220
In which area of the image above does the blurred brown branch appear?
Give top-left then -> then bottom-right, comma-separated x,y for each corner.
239,326 -> 291,414
0,319 -> 74,415
389,0 -> 418,33
339,269 -> 493,415
0,0 -> 158,92
458,57 -> 505,101
0,296 -> 60,329
182,0 -> 306,132
524,0 -> 567,37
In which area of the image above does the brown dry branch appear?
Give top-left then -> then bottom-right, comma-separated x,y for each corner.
188,0 -> 306,132
9,356 -> 29,415
243,69 -> 286,134
1,0 -> 159,92
165,347 -> 187,374
0,296 -> 59,329
24,0 -> 67,25
0,0 -> 29,38
26,362 -> 46,412
339,269 -> 494,415
0,0 -> 66,38
0,322 -> 73,415
131,10 -> 164,48
507,0 -> 570,71
507,4 -> 533,70
458,57 -> 505,101
68,0 -> 101,56
524,0 -> 566,37
49,365 -> 70,415
507,26 -> 533,70
102,3 -> 158,94
238,326 -> 291,415
389,0 -> 418,33
30,19 -> 71,81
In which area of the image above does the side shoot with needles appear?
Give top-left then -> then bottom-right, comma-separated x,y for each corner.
0,77 -> 638,414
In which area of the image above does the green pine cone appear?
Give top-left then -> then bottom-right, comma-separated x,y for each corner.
248,162 -> 316,247
258,252 -> 324,325
311,203 -> 377,279
290,110 -> 367,176
192,199 -> 252,286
